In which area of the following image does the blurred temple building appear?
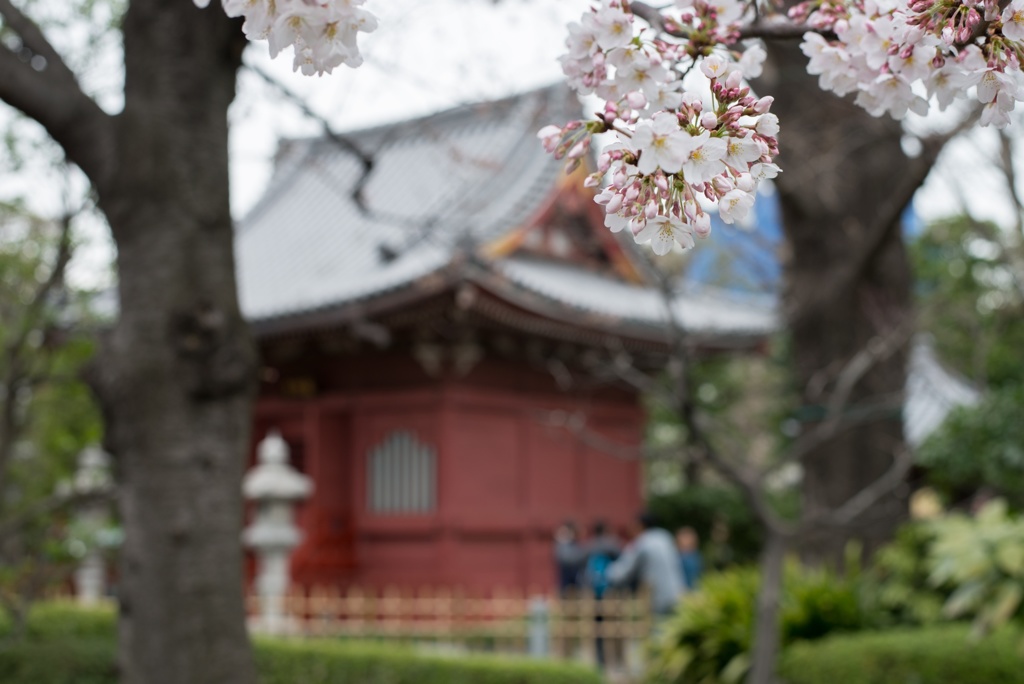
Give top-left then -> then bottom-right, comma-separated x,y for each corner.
233,85 -> 773,592
234,85 -> 977,593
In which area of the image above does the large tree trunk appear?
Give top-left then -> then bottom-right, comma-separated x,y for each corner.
759,44 -> 919,564
93,4 -> 257,684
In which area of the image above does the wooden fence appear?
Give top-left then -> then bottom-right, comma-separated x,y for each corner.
246,587 -> 651,671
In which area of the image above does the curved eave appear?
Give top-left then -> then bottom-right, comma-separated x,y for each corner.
248,263 -> 773,352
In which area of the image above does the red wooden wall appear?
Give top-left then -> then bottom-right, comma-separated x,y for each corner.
251,363 -> 644,594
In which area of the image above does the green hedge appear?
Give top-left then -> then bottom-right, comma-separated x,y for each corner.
256,640 -> 602,684
779,625 -> 1024,684
0,603 -> 600,684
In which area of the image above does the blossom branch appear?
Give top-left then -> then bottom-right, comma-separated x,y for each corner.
799,447 -> 915,531
629,0 -> 827,41
244,60 -> 375,210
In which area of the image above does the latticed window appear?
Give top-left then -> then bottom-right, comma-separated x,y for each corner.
366,430 -> 437,514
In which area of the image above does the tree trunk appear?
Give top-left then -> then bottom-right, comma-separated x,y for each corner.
92,4 -> 257,684
747,533 -> 786,684
759,44 -> 916,564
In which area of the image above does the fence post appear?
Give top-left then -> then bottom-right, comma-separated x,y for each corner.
528,595 -> 549,658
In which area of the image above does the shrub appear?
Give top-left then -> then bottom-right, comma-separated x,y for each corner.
0,639 -> 116,684
0,602 -> 602,684
646,564 -> 865,684
858,523 -> 948,628
928,499 -> 1024,635
257,639 -> 603,684
779,625 -> 1024,684
917,385 -> 1024,510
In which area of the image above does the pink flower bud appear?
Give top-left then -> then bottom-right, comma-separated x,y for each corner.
967,8 -> 981,28
584,174 -> 601,188
626,91 -> 647,110
605,193 -> 624,214
625,184 -> 640,202
567,139 -> 590,159
654,173 -> 669,192
693,212 -> 712,239
645,201 -> 658,219
726,70 -> 744,90
630,216 -> 646,237
683,200 -> 697,221
537,124 -> 562,140
753,96 -> 774,113
701,112 -> 719,129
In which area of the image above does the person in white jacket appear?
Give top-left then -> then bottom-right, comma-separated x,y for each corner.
607,511 -> 686,617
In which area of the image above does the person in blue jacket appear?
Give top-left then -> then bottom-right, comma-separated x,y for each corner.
676,526 -> 704,591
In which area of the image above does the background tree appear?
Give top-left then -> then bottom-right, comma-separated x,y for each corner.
760,42 -> 963,563
0,198 -> 102,637
0,3 -> 257,683
912,214 -> 1024,508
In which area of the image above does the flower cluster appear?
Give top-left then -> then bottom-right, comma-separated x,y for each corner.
543,0 -> 780,255
794,0 -> 1024,126
194,0 -> 378,75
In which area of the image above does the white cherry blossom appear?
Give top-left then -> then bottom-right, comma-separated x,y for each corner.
635,216 -> 696,255
680,132 -> 728,185
633,113 -> 689,174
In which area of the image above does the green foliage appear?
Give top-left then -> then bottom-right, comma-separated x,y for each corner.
0,639 -> 116,684
917,385 -> 1024,509
646,564 -> 865,684
911,215 -> 1024,509
911,216 -> 1024,390
858,523 -> 948,628
647,487 -> 764,568
0,603 -> 602,684
0,210 -> 104,623
256,640 -> 603,684
779,625 -> 1024,684
928,500 -> 1024,636
647,486 -> 798,568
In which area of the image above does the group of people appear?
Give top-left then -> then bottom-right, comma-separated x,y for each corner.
553,511 -> 704,617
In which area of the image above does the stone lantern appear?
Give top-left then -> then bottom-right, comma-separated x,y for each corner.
69,446 -> 115,605
242,430 -> 312,634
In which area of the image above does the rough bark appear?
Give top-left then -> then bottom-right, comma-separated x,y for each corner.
759,45 -> 918,563
92,4 -> 257,684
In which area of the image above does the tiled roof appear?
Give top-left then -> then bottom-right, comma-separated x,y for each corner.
236,85 -> 574,324
234,85 -> 775,341
234,84 -> 979,445
904,337 -> 982,447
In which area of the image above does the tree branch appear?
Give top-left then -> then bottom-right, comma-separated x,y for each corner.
0,0 -> 115,189
800,447 -> 914,531
243,59 -> 375,210
629,1 -> 827,41
0,212 -> 74,496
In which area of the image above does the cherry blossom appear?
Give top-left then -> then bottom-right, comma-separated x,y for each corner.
536,0 -> 784,254
197,0 -> 378,75
197,0 -> 1024,255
